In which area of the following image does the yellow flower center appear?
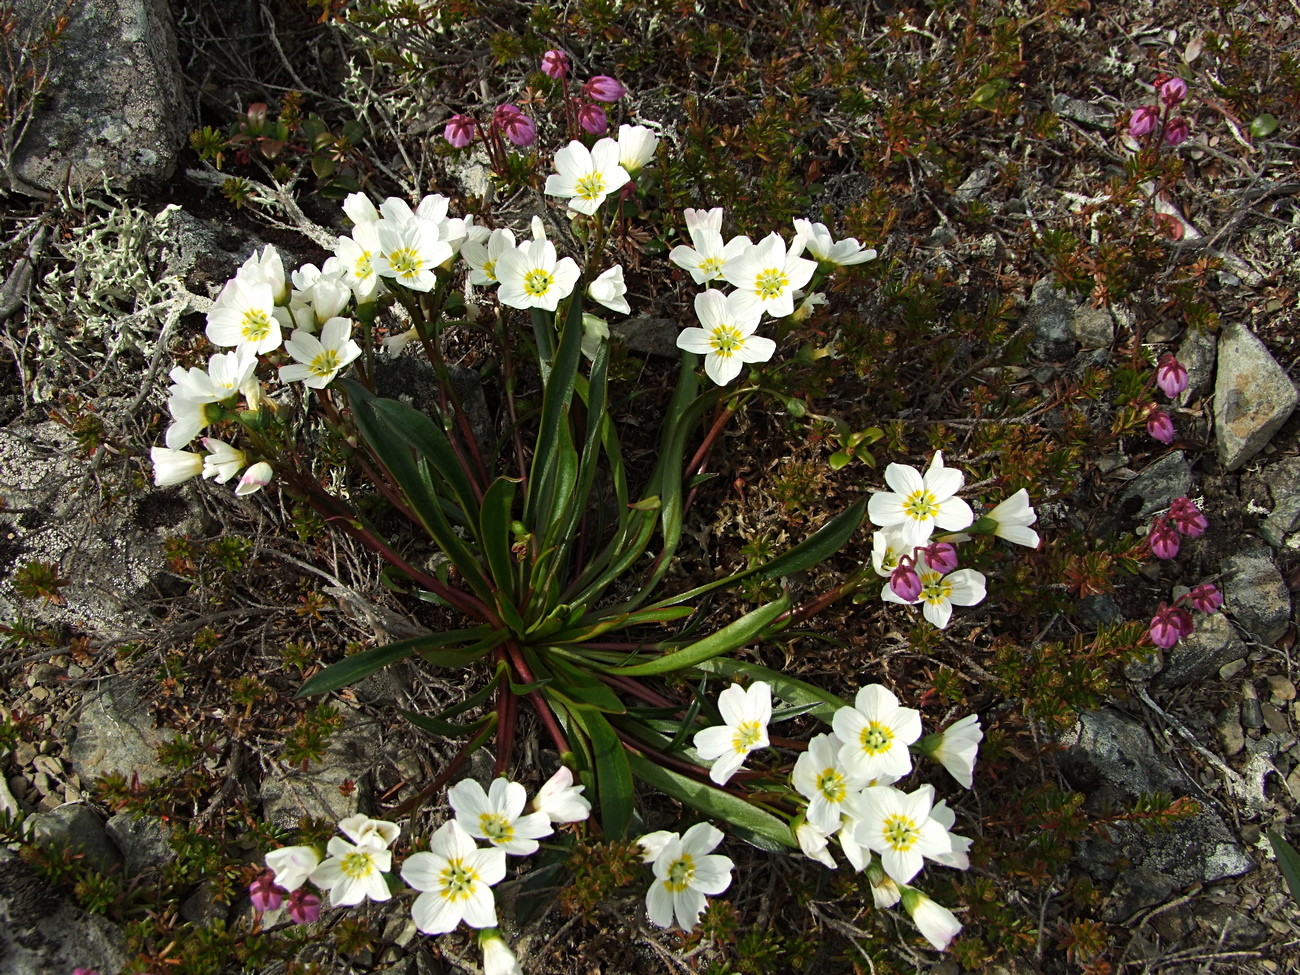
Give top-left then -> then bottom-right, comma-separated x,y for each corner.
731,720 -> 763,753
858,721 -> 894,755
389,247 -> 425,279
708,324 -> 744,356
523,268 -> 555,296
698,256 -> 723,277
664,854 -> 696,893
354,252 -> 373,278
478,812 -> 515,844
438,858 -> 481,901
881,813 -> 921,852
241,309 -> 272,341
815,767 -> 846,803
903,489 -> 939,520
754,267 -> 789,299
575,172 -> 607,201
482,258 -> 497,282
339,851 -> 374,880
921,575 -> 953,605
309,349 -> 342,379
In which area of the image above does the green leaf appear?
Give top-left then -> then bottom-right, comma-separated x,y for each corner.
1268,831 -> 1300,903
829,451 -> 852,470
1250,114 -> 1279,138
970,78 -> 1010,108
296,627 -> 493,698
547,657 -> 627,714
399,707 -> 494,737
602,595 -> 791,677
526,293 -> 586,526
578,710 -> 634,838
479,476 -> 521,600
694,657 -> 849,724
626,751 -> 794,850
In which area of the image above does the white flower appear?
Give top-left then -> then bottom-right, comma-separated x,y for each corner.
684,207 -> 723,233
927,796 -> 972,870
169,347 -> 257,404
855,785 -> 953,885
237,244 -> 288,303
882,557 -> 986,630
265,845 -> 322,892
795,821 -> 837,868
985,489 -> 1039,548
832,684 -> 922,783
414,192 -> 468,250
639,822 -> 734,933
901,886 -> 962,951
587,265 -> 630,314
792,732 -> 868,834
206,277 -> 285,354
335,223 -> 382,302
531,766 -> 592,824
867,452 -> 974,549
676,289 -> 776,386
580,314 -> 610,362
343,192 -> 380,227
200,437 -> 247,484
721,231 -> 816,319
372,218 -> 452,292
544,139 -> 631,215
448,777 -> 553,855
790,290 -> 827,323
870,871 -> 902,908
616,124 -> 659,173
164,394 -> 211,450
792,218 -> 878,266
462,227 -> 516,286
279,317 -> 362,389
479,929 -> 523,975
668,227 -> 751,285
337,813 -> 401,850
235,461 -> 273,496
692,681 -> 771,785
401,820 -> 507,934
921,714 -> 982,790
310,835 -> 393,907
289,261 -> 352,332
870,525 -> 913,578
151,446 -> 204,487
495,239 -> 581,311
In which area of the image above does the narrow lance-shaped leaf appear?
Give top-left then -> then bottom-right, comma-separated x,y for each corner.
694,657 -> 849,724
296,627 -> 495,698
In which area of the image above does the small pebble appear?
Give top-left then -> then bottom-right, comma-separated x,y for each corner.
1262,703 -> 1290,735
31,771 -> 50,796
1287,766 -> 1300,800
1267,675 -> 1297,704
1242,823 -> 1262,844
1218,705 -> 1246,756
29,686 -> 48,702
1220,659 -> 1248,680
32,754 -> 62,779
1242,682 -> 1264,729
13,742 -> 36,767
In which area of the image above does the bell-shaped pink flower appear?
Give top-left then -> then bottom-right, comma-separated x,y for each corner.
1186,583 -> 1223,613
1159,76 -> 1188,108
444,114 -> 477,148
1147,406 -> 1175,444
1168,496 -> 1207,537
578,101 -> 608,135
1149,602 -> 1192,649
889,562 -> 923,602
287,888 -> 321,924
921,542 -> 959,574
1148,515 -> 1181,560
1155,353 -> 1188,399
493,104 -> 537,147
583,75 -> 626,102
541,49 -> 571,79
249,869 -> 286,912
1164,117 -> 1190,146
1129,104 -> 1160,138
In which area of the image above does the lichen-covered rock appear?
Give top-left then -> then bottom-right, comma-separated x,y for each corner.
1220,547 -> 1291,645
25,802 -> 123,875
1214,322 -> 1298,471
68,678 -> 176,786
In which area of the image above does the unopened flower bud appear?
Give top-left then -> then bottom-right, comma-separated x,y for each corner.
1168,496 -> 1207,537
1146,406 -> 1175,444
1129,104 -> 1160,138
922,542 -> 959,575
493,104 -> 536,147
444,114 -> 477,148
287,887 -> 321,924
249,869 -> 286,912
890,562 -> 923,602
541,48 -> 570,79
578,101 -> 608,135
583,75 -> 626,102
1187,582 -> 1223,613
1163,117 -> 1191,146
1155,353 -> 1188,398
1158,76 -> 1188,108
1148,515 -> 1181,559
1149,602 -> 1191,649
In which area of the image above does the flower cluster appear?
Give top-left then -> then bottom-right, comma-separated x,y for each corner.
1146,495 -> 1207,560
669,208 -> 876,385
681,680 -> 981,949
256,769 -> 589,972
1149,582 -> 1223,649
535,48 -> 627,136
867,453 -> 1038,629
1146,352 -> 1189,445
1128,75 -> 1192,148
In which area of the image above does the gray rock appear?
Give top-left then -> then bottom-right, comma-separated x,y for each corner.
1214,321 -> 1298,471
1263,457 -> 1300,507
1261,495 -> 1300,548
0,775 -> 20,820
260,706 -> 382,827
1217,704 -> 1245,756
371,357 -> 494,457
1121,451 -> 1193,519
1071,305 -> 1116,350
9,0 -> 189,194
105,812 -> 174,874
1176,328 -> 1216,406
1025,277 -> 1077,362
0,848 -> 127,974
954,166 -> 994,203
25,802 -> 123,875
1220,547 -> 1291,644
159,210 -> 285,299
1052,94 -> 1115,130
1154,613 -> 1248,689
612,316 -> 680,358
69,677 -> 175,785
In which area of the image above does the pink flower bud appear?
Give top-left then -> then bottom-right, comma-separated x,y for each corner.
922,542 -> 959,574
287,888 -> 321,924
1148,515 -> 1181,560
890,563 -> 923,602
1129,104 -> 1160,138
583,75 -> 626,102
1163,117 -> 1190,146
1186,583 -> 1223,613
1158,76 -> 1188,108
443,113 -> 477,149
249,870 -> 286,912
1149,602 -> 1192,649
1155,353 -> 1188,399
578,101 -> 608,134
493,104 -> 536,147
1168,496 -> 1207,537
1146,406 -> 1175,444
541,48 -> 571,79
